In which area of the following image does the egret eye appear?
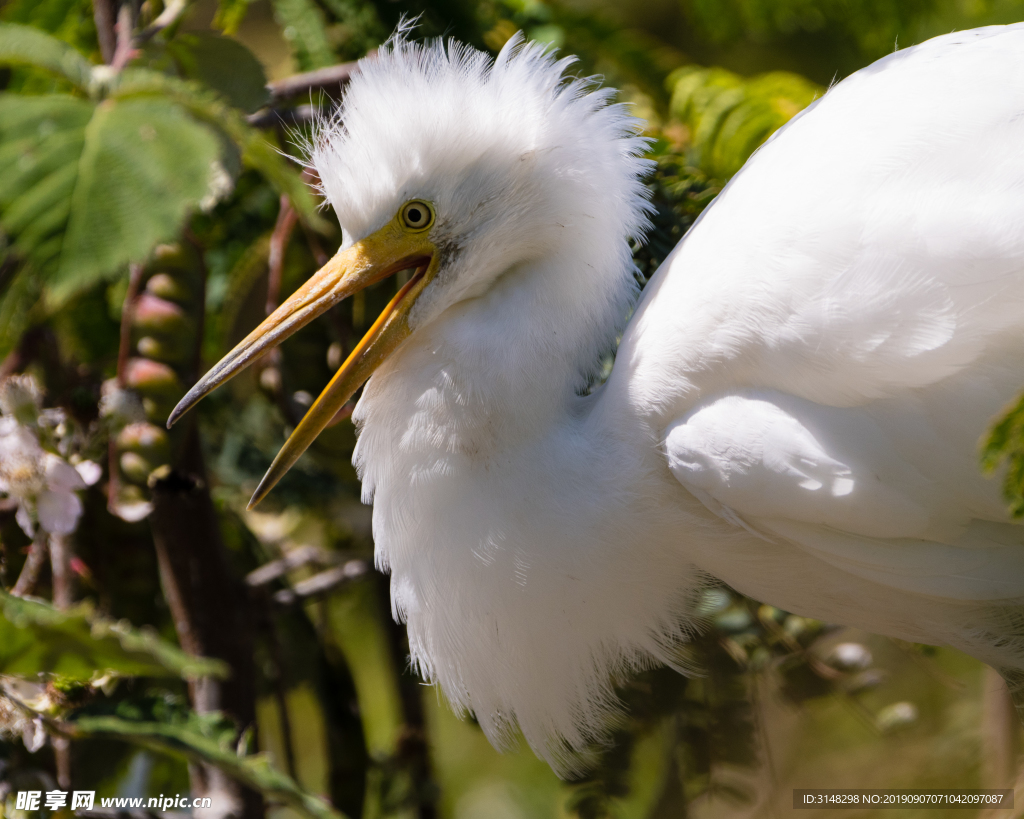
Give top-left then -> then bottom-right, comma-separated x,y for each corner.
400,200 -> 435,231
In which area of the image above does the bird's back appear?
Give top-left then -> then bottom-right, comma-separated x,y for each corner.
613,23 -> 1024,676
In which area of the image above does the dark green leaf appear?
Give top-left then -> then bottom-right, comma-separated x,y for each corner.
0,22 -> 94,92
0,94 -> 91,279
52,97 -> 221,304
68,698 -> 351,819
167,33 -> 269,114
0,265 -> 41,360
0,589 -> 229,681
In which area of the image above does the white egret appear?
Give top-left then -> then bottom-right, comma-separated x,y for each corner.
172,24 -> 1024,771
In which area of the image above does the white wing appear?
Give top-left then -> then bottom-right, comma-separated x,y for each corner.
613,25 -> 1024,610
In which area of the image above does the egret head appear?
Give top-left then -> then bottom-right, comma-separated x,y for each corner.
168,31 -> 650,504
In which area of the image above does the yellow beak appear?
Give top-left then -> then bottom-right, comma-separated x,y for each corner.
168,220 -> 438,508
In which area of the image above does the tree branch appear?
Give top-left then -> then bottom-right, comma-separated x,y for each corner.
266,59 -> 368,103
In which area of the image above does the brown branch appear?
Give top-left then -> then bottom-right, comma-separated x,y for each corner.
49,532 -> 73,610
91,0 -> 116,65
266,58 -> 369,103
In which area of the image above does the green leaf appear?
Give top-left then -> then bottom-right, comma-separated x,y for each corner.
0,93 -> 222,306
0,265 -> 42,360
52,96 -> 221,304
272,0 -> 336,71
0,94 -> 91,275
0,22 -> 94,93
110,69 -> 330,233
68,698 -> 352,819
167,33 -> 269,113
0,589 -> 229,681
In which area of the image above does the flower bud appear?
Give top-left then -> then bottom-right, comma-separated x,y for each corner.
115,422 -> 171,463
119,451 -> 154,485
133,294 -> 192,338
137,335 -> 190,365
0,374 -> 43,425
145,272 -> 193,304
124,358 -> 182,399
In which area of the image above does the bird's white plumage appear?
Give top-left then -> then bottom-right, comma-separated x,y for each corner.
308,25 -> 1024,772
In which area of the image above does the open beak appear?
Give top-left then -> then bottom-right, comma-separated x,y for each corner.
167,222 -> 437,508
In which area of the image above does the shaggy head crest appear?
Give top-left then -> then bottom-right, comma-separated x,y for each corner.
308,32 -> 651,324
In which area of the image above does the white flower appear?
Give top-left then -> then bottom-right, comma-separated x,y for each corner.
74,459 -> 103,486
0,418 -> 85,536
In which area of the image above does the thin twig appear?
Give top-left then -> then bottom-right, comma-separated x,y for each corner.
91,0 -> 116,64
12,532 -> 48,597
266,196 -> 299,315
110,3 -> 137,70
272,561 -> 369,606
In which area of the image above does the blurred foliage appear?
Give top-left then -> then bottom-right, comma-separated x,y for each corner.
665,65 -> 822,179
0,1 -> 1018,818
0,589 -> 227,681
982,395 -> 1024,518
